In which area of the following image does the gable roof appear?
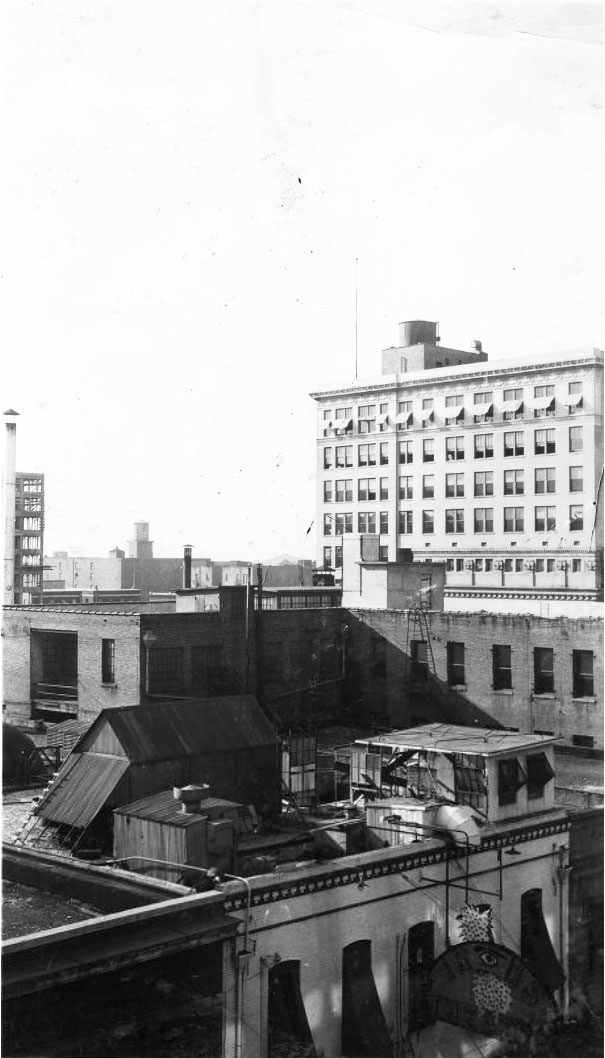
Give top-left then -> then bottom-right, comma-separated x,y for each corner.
78,695 -> 277,763
36,753 -> 129,826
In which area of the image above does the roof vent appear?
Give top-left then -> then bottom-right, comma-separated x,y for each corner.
173,783 -> 210,814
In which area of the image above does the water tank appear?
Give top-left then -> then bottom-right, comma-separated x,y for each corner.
400,320 -> 438,347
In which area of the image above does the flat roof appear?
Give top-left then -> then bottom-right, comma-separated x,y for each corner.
354,722 -> 559,757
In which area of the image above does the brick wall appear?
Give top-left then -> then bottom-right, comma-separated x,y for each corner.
347,608 -> 603,749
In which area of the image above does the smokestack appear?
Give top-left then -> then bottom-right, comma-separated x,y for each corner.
183,545 -> 192,589
3,410 -> 19,604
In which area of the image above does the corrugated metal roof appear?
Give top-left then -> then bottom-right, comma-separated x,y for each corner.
114,789 -> 242,826
36,753 -> 129,827
46,718 -> 90,747
95,695 -> 276,763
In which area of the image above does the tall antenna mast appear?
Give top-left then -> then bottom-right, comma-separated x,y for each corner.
355,257 -> 359,380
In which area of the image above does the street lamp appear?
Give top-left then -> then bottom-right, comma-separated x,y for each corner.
142,630 -> 157,696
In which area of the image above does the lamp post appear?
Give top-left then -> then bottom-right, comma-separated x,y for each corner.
142,630 -> 157,697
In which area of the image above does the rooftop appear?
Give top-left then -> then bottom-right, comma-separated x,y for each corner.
354,722 -> 559,758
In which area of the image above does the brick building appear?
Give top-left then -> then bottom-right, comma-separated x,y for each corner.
311,319 -> 603,607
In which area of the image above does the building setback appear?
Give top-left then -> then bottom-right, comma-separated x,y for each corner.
311,320 -> 603,604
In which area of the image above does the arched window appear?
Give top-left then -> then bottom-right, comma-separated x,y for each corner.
268,959 -> 316,1058
341,940 -> 391,1057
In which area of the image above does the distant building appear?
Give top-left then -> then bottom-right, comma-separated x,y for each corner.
3,410 -> 45,605
311,319 -> 603,608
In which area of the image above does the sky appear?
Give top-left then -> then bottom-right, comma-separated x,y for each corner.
2,0 -> 603,561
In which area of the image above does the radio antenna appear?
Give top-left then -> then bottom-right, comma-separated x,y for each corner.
355,257 -> 359,380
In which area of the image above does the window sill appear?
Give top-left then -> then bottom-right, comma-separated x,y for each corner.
493,688 -> 513,695
532,692 -> 556,700
101,682 -> 118,689
571,697 -> 596,704
449,684 -> 467,692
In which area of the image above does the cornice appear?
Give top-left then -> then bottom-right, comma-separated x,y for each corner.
223,815 -> 570,911
310,353 -> 604,401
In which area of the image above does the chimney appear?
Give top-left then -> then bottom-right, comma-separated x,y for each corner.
3,409 -> 19,604
183,545 -> 192,589
173,783 -> 210,814
471,339 -> 483,352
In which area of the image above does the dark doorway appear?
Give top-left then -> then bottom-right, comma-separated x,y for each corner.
408,921 -> 435,1031
520,888 -> 564,994
341,940 -> 391,1057
268,960 -> 316,1058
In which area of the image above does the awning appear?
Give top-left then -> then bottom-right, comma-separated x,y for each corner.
377,413 -> 390,426
395,412 -> 414,427
567,393 -> 583,407
533,396 -> 555,410
473,403 -> 493,417
422,411 -> 435,424
502,399 -> 523,412
446,406 -> 465,420
335,417 -> 353,432
36,752 -> 129,828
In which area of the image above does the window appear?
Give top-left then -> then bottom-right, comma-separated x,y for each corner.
379,402 -> 389,414
408,922 -> 435,1032
335,545 -> 342,568
264,641 -> 283,676
535,468 -> 555,494
569,426 -> 583,452
446,436 -> 464,461
533,647 -> 554,694
358,404 -> 376,418
474,508 -> 494,533
569,504 -> 583,531
572,650 -> 594,697
379,545 -> 388,561
398,400 -> 412,414
101,639 -> 115,683
335,513 -> 353,534
534,429 -> 555,456
422,397 -> 434,410
493,645 -> 512,689
399,440 -> 413,464
422,511 -> 434,534
379,512 -> 389,534
569,381 -> 582,394
380,477 -> 389,500
503,469 -> 524,495
521,889 -> 564,994
569,466 -> 583,493
423,439 -> 435,462
445,394 -> 463,407
445,395 -> 464,425
358,443 -> 377,467
571,558 -> 581,572
323,546 -> 332,567
474,434 -> 493,459
504,387 -> 523,401
445,509 -> 464,533
379,443 -> 389,465
342,941 -> 391,1058
399,510 -> 413,534
504,507 -> 524,532
422,475 -> 434,499
535,559 -> 544,572
357,404 -> 376,433
23,517 -> 41,531
358,512 -> 376,534
150,647 -> 184,692
446,473 -> 464,497
533,385 -> 555,417
357,478 -> 376,501
323,514 -> 332,536
399,476 -> 412,499
504,431 -> 525,457
473,391 -> 493,423
335,479 -> 353,502
335,445 -> 353,468
447,642 -> 465,686
527,753 -> 555,800
547,558 -> 555,573
474,471 -> 493,497
323,481 -> 333,503
323,448 -> 333,469
534,506 -> 556,532
498,757 -> 523,805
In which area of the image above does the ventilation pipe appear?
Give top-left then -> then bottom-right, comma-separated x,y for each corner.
173,783 -> 210,814
183,545 -> 192,589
